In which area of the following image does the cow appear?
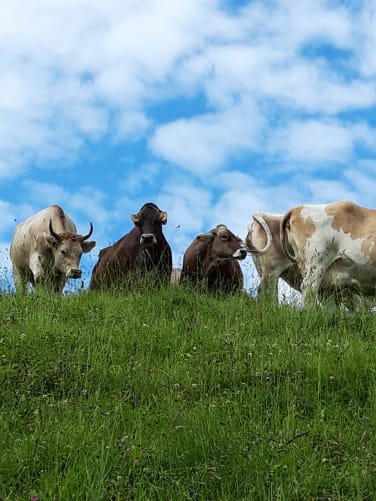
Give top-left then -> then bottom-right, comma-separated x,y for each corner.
180,224 -> 247,294
245,212 -> 302,301
89,202 -> 172,290
280,200 -> 376,307
10,205 -> 96,293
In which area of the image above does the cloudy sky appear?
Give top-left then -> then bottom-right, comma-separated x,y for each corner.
1,0 -> 375,292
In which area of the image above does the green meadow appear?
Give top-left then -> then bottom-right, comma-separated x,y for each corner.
0,285 -> 375,500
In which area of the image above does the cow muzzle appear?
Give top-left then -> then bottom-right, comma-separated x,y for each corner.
68,268 -> 82,279
233,248 -> 247,260
140,233 -> 157,246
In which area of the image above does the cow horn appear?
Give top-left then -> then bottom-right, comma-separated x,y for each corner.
81,222 -> 93,241
49,219 -> 61,241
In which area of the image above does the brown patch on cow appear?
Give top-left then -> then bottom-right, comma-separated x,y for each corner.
292,207 -> 316,239
56,232 -> 80,241
327,201 -> 376,239
326,201 -> 376,264
326,201 -> 361,238
290,207 -> 316,257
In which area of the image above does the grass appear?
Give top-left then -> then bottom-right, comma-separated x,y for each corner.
0,284 -> 375,500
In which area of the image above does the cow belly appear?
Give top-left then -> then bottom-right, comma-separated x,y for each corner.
323,257 -> 376,294
207,262 -> 242,292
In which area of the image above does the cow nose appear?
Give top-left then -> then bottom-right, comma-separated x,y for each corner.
234,248 -> 247,260
69,268 -> 82,279
140,233 -> 157,245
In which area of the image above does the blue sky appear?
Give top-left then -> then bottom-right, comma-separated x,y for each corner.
1,0 -> 376,292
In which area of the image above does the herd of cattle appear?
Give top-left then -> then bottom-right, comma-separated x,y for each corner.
8,200 -> 376,307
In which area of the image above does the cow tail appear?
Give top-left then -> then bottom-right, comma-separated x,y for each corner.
248,213 -> 273,254
280,209 -> 298,262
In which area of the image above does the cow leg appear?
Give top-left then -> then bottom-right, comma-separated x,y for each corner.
53,274 -> 66,293
12,267 -> 28,293
257,274 -> 279,302
301,261 -> 328,306
338,288 -> 368,312
29,252 -> 45,285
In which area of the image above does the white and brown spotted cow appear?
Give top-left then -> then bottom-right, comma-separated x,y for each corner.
280,200 -> 376,306
245,212 -> 302,301
10,205 -> 96,293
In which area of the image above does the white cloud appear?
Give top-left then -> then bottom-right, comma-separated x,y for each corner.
0,200 -> 37,241
173,1 -> 374,114
306,179 -> 357,204
269,0 -> 352,49
161,181 -> 213,234
21,181 -> 66,205
271,119 -> 375,164
19,181 -> 109,233
115,111 -> 151,140
116,163 -> 162,194
343,165 -> 376,206
261,62 -> 376,114
149,100 -> 263,173
355,5 -> 376,77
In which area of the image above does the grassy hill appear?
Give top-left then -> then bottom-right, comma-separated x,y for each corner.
0,286 -> 375,500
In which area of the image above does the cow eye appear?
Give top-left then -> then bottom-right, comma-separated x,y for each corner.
61,249 -> 67,256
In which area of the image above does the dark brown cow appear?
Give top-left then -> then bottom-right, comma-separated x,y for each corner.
181,224 -> 247,293
10,205 -> 95,293
89,202 -> 172,290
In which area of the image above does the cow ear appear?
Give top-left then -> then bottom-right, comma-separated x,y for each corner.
82,240 -> 96,253
131,214 -> 139,224
197,232 -> 214,243
43,232 -> 58,248
160,211 -> 168,224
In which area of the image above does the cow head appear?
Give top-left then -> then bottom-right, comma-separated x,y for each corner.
131,203 -> 167,247
197,224 -> 247,263
45,220 -> 96,278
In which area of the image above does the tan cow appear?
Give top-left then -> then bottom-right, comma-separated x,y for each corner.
181,224 -> 247,293
10,205 -> 96,293
245,212 -> 302,301
280,200 -> 376,306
